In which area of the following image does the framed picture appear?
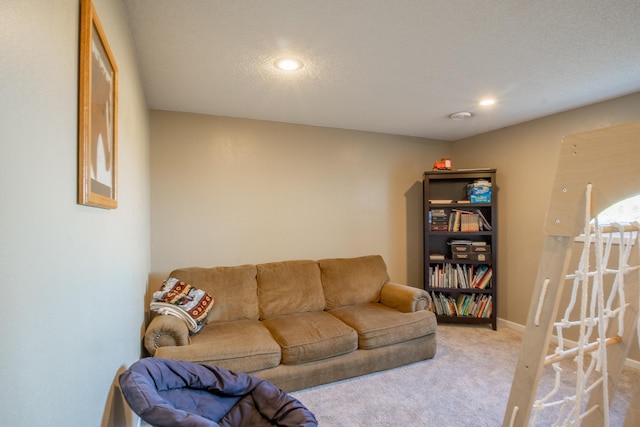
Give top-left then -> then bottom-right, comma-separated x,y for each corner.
78,0 -> 118,209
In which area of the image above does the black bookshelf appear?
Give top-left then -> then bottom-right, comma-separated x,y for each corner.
423,169 -> 497,330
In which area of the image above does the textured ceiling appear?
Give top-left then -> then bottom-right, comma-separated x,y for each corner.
123,0 -> 640,141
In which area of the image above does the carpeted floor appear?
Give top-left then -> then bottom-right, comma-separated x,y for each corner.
291,323 -> 638,426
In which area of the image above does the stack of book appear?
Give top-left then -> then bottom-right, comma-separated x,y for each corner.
459,211 -> 480,232
430,292 -> 493,318
429,209 -> 449,231
428,264 -> 492,289
429,208 -> 492,232
470,265 -> 492,289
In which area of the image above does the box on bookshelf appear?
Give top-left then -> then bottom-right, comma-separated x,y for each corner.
467,180 -> 492,203
451,244 -> 471,253
471,244 -> 491,253
474,253 -> 492,262
452,252 -> 492,262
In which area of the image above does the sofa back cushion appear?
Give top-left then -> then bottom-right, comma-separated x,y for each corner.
256,260 -> 325,319
319,255 -> 390,310
169,265 -> 258,322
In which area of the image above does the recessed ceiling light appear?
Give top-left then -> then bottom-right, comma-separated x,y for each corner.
274,58 -> 303,71
449,111 -> 473,120
480,99 -> 496,106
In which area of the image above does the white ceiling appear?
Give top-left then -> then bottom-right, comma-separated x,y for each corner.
123,0 -> 640,141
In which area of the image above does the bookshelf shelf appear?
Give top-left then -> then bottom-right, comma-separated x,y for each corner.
429,287 -> 493,294
423,169 -> 497,330
428,231 -> 492,236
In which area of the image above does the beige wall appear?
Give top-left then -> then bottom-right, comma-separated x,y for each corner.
150,111 -> 449,290
0,1 -> 150,426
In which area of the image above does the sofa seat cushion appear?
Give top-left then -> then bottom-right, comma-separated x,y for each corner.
262,311 -> 357,365
328,303 -> 437,349
155,320 -> 281,373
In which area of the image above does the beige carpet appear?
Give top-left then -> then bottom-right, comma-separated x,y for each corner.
291,324 -> 638,426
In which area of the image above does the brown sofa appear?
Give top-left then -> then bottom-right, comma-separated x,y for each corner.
144,255 -> 437,392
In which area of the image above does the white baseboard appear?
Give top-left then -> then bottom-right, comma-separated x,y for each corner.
497,317 -> 640,372
497,317 -> 524,332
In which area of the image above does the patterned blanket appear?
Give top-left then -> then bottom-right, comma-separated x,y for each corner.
151,277 -> 214,333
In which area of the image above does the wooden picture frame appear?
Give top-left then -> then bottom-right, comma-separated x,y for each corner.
78,0 -> 118,209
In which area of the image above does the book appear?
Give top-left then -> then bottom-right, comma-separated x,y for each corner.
449,239 -> 473,245
456,265 -> 469,288
429,199 -> 453,204
476,209 -> 492,230
430,291 -> 440,314
452,211 -> 461,231
470,265 -> 489,287
476,297 -> 488,317
460,213 -> 479,232
481,296 -> 492,317
455,294 -> 466,315
430,209 -> 449,230
475,267 -> 492,289
430,209 -> 447,217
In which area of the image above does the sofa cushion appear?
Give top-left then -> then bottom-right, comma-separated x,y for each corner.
169,265 -> 258,322
262,311 -> 357,365
328,303 -> 437,349
256,260 -> 325,319
155,320 -> 281,373
319,255 -> 390,310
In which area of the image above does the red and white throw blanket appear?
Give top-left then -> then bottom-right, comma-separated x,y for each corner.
150,277 -> 214,333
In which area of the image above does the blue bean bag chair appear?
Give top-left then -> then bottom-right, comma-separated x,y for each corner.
119,358 -> 317,427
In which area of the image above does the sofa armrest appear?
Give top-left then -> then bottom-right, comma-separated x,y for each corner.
380,282 -> 432,313
144,314 -> 190,356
